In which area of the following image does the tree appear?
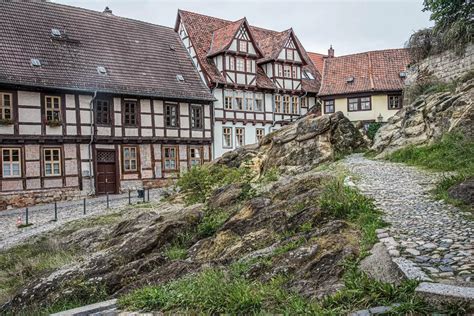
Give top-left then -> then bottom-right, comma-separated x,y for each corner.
422,0 -> 473,53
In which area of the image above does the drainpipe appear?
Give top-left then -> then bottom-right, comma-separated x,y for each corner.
210,86 -> 216,160
88,91 -> 98,195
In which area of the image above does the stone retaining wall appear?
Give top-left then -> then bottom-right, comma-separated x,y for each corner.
0,187 -> 85,211
406,44 -> 474,85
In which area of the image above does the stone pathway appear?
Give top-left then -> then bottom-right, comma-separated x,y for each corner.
343,154 -> 473,286
0,189 -> 163,251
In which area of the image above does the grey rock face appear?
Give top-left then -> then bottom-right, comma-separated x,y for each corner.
372,79 -> 474,157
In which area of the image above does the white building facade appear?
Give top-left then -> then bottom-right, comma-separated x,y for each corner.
176,11 -> 321,158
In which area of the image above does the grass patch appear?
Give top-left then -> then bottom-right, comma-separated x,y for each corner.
273,237 -> 306,256
118,263 -> 466,315
197,208 -> 231,238
164,244 -> 188,261
118,267 -> 322,314
387,133 -> 473,173
319,178 -> 385,252
59,211 -> 123,234
0,237 -> 78,304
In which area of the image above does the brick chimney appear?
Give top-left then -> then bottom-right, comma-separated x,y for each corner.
328,45 -> 335,58
103,6 -> 113,15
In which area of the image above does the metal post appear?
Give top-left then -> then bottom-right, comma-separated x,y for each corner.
106,193 -> 109,209
143,189 -> 146,203
54,202 -> 58,221
83,198 -> 86,215
25,208 -> 29,225
128,190 -> 131,205
147,188 -> 150,202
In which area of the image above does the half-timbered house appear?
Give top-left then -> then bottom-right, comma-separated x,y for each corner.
0,2 -> 214,209
175,11 -> 321,158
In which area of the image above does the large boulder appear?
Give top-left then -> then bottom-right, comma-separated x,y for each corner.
216,112 -> 366,173
372,79 -> 474,156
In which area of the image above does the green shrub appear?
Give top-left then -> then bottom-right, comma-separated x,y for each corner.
197,208 -> 231,238
177,165 -> 254,205
366,122 -> 382,141
164,244 -> 187,261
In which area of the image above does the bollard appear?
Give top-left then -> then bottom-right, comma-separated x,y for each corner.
54,202 -> 58,221
143,189 -> 146,203
83,198 -> 86,215
147,188 -> 150,202
128,190 -> 131,205
106,193 -> 110,209
25,207 -> 29,225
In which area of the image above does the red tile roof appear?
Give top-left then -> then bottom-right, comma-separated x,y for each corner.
176,10 -> 320,93
208,19 -> 245,57
319,48 -> 412,97
308,52 -> 327,75
0,2 -> 214,101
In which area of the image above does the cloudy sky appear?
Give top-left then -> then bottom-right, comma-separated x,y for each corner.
54,0 -> 433,56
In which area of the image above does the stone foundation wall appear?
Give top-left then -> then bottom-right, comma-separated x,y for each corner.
405,44 -> 474,85
0,187 -> 86,211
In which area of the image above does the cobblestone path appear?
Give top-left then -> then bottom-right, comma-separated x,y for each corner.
343,154 -> 473,286
0,189 -> 163,251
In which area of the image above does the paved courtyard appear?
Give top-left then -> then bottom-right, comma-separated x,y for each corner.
344,154 -> 473,286
0,189 -> 163,251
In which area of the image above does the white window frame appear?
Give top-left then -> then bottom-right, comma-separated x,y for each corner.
43,148 -> 61,176
235,128 -> 245,147
123,146 -> 138,172
223,127 -> 233,148
163,146 -> 178,171
0,93 -> 13,121
256,128 -> 265,143
2,148 -> 21,178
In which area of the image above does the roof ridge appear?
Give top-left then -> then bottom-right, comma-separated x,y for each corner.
334,47 -> 408,59
45,1 -> 175,30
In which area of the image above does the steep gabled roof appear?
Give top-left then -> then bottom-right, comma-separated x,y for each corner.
308,52 -> 327,75
176,10 -> 320,93
208,19 -> 245,57
319,48 -> 412,97
0,2 -> 214,101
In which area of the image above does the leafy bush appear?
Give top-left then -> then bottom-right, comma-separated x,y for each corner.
404,75 -> 456,103
197,208 -> 231,238
407,1 -> 473,60
366,122 -> 382,141
177,165 -> 254,205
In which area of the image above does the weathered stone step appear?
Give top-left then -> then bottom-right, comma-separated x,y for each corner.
50,299 -> 117,316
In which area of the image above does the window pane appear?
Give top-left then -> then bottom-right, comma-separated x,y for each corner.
3,165 -> 11,176
53,163 -> 60,174
3,150 -> 10,161
131,160 -> 136,170
12,150 -> 19,161
12,163 -> 20,176
45,163 -> 52,175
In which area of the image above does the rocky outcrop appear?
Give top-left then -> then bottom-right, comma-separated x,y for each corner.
0,111 -> 368,314
448,177 -> 474,206
372,79 -> 473,156
216,111 -> 366,173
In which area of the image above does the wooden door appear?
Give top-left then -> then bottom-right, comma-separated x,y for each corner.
96,150 -> 117,195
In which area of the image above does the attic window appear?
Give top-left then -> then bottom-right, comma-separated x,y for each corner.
31,58 -> 41,67
304,71 -> 315,80
51,28 -> 61,37
399,71 -> 407,78
97,66 -> 107,75
176,74 -> 185,82
169,45 -> 176,51
346,76 -> 354,83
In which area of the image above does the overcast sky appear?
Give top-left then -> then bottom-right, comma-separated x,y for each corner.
54,0 -> 433,56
